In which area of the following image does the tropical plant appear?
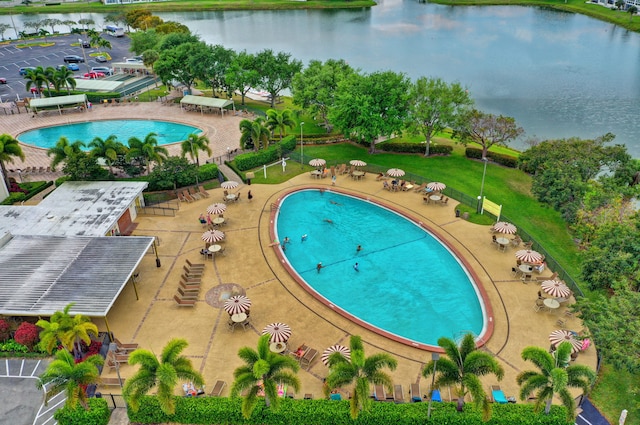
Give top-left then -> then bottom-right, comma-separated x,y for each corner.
62,20 -> 76,33
0,23 -> 11,41
38,28 -> 50,43
88,135 -> 126,175
231,334 -> 301,419
61,313 -> 98,360
36,303 -> 98,359
239,117 -> 270,151
629,5 -> 638,21
37,303 -> 74,354
36,349 -> 103,410
123,338 -> 203,415
0,133 -> 26,190
325,335 -> 397,419
180,133 -> 211,167
126,132 -> 168,175
422,333 -> 504,420
24,66 -> 49,97
266,109 -> 296,141
52,67 -> 77,94
454,108 -> 524,159
141,49 -> 160,87
517,341 -> 596,421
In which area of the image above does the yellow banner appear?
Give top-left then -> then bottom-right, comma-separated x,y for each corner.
482,197 -> 502,220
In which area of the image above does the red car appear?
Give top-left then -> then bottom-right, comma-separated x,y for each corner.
0,77 -> 6,84
84,72 -> 105,79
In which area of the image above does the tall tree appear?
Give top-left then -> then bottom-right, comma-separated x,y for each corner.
266,109 -> 296,141
129,29 -> 161,55
225,51 -> 260,106
180,133 -> 211,167
0,133 -> 25,190
41,18 -> 62,34
231,334 -> 301,419
24,66 -> 49,97
517,342 -> 596,421
0,23 -> 11,40
254,49 -> 303,108
88,135 -> 126,175
62,152 -> 110,181
36,349 -> 103,410
325,335 -> 397,419
154,41 -> 209,95
62,20 -> 76,33
36,303 -> 74,354
199,44 -> 236,97
52,67 -> 76,94
239,117 -> 270,151
629,5 -> 638,21
407,77 -> 474,156
61,313 -> 98,360
422,333 -> 504,420
123,338 -> 204,415
330,70 -> 411,154
141,49 -> 160,87
77,18 -> 94,31
454,108 -> 524,159
126,132 -> 168,175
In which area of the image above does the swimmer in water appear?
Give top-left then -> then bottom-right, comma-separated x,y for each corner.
324,218 -> 333,224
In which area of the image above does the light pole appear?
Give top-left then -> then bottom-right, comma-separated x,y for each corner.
477,157 -> 488,213
427,352 -> 440,419
300,122 -> 305,168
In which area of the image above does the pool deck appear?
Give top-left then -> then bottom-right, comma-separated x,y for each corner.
2,104 -> 596,412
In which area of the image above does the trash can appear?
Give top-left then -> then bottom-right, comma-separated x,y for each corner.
455,209 -> 460,218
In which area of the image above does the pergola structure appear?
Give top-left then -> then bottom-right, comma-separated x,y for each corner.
180,95 -> 235,115
28,94 -> 88,115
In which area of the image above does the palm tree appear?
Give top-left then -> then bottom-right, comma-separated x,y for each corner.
24,66 -> 48,97
517,341 -> 596,421
123,338 -> 204,415
60,312 -> 98,359
96,38 -> 112,54
422,333 -> 504,420
88,135 -> 125,175
629,6 -> 638,22
126,132 -> 168,175
180,133 -> 211,167
38,28 -> 50,43
36,303 -> 74,354
36,349 -> 103,410
325,335 -> 397,419
231,334 -> 301,419
53,67 -> 76,94
0,133 -> 25,190
239,117 -> 270,151
47,137 -> 85,171
265,109 -> 296,141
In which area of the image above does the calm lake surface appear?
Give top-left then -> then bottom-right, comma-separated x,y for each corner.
3,1 -> 640,155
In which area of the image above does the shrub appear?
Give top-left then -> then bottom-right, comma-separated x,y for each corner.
0,339 -> 29,353
54,397 -> 110,425
0,319 -> 11,342
198,163 -> 219,182
234,135 -> 297,171
465,147 -> 518,168
14,322 -> 40,350
56,175 -> 71,187
1,192 -> 27,205
379,142 -> 453,155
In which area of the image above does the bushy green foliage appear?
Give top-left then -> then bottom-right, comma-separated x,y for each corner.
234,135 -> 296,171
379,142 -> 453,155
1,192 -> 27,205
0,339 -> 29,353
147,156 -> 197,191
465,147 -> 518,168
127,396 -> 571,424
54,397 -> 110,425
47,90 -> 121,103
198,163 -> 219,182
55,175 -> 71,187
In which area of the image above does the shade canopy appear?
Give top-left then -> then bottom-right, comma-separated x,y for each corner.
262,322 -> 291,343
309,158 -> 326,167
427,182 -> 446,191
206,203 -> 227,215
202,229 -> 225,243
549,330 -> 582,354
493,222 -> 517,234
541,280 -> 571,298
321,345 -> 351,366
387,168 -> 405,177
223,295 -> 251,315
515,249 -> 543,263
349,160 -> 367,167
221,181 -> 239,189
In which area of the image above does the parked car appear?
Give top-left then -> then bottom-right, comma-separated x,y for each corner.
81,40 -> 91,48
56,64 -> 80,71
64,55 -> 85,63
91,67 -> 113,76
0,77 -> 6,84
19,67 -> 37,75
95,55 -> 108,63
125,57 -> 143,63
84,71 -> 105,79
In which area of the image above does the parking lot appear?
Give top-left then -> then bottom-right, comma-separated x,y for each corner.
0,33 -> 132,102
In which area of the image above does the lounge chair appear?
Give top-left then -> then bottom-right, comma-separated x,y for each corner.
177,287 -> 199,299
410,383 -> 422,402
189,187 -> 202,200
177,192 -> 189,203
209,380 -> 226,396
413,182 -> 427,192
431,388 -> 442,402
113,338 -> 138,353
185,259 -> 205,270
393,384 -> 405,403
491,385 -> 508,404
178,282 -> 200,293
180,273 -> 201,283
338,164 -> 347,175
183,265 -> 203,277
373,384 -> 392,402
300,348 -> 318,370
533,298 -> 545,312
198,185 -> 210,198
182,190 -> 195,202
174,294 -> 196,307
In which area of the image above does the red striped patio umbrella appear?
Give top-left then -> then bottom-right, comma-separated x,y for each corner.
221,181 -> 239,189
349,160 -> 367,167
309,158 -> 326,168
202,229 -> 225,243
493,221 -> 517,235
549,330 -> 582,354
223,295 -> 252,315
541,280 -> 571,298
321,345 -> 351,366
206,203 -> 227,215
427,182 -> 446,191
387,168 -> 405,177
262,323 -> 292,343
515,249 -> 543,263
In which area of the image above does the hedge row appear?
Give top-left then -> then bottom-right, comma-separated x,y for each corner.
234,135 -> 297,171
1,181 -> 53,205
55,398 -> 110,425
379,142 -> 453,156
46,90 -> 121,103
465,147 -> 519,168
126,396 -> 571,425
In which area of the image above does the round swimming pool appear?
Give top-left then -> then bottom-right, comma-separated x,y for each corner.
18,120 -> 202,149
274,189 -> 488,349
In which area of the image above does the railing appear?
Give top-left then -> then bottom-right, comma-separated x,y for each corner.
136,205 -> 176,217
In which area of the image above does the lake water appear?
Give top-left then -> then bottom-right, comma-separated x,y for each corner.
3,1 -> 640,155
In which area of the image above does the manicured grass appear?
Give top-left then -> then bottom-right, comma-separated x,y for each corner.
590,364 -> 639,424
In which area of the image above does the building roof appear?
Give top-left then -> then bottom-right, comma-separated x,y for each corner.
73,79 -> 124,92
111,62 -> 150,71
180,95 -> 234,109
29,94 -> 87,109
0,181 -> 148,237
0,234 -> 154,317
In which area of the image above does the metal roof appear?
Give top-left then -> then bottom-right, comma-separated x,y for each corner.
0,234 -> 154,317
29,94 -> 87,109
180,95 -> 233,109
111,62 -> 149,70
73,79 -> 124,92
0,181 -> 147,237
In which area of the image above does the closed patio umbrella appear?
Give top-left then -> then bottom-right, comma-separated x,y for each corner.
387,168 -> 405,177
493,222 -> 517,234
541,280 -> 571,298
309,158 -> 326,168
202,229 -> 225,243
427,182 -> 446,191
549,330 -> 582,354
221,181 -> 239,189
349,160 -> 367,167
223,295 -> 252,315
515,249 -> 543,263
321,345 -> 351,366
262,323 -> 292,343
206,203 -> 227,215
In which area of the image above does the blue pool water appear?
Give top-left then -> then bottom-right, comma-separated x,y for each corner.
18,120 -> 202,149
275,189 -> 486,347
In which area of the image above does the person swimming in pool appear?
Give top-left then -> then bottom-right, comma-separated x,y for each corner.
353,262 -> 359,272
301,234 -> 308,242
317,262 -> 323,273
324,218 -> 333,224
356,245 -> 362,254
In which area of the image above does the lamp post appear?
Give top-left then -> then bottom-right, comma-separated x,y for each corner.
427,353 -> 440,419
226,147 -> 231,161
300,122 -> 305,168
477,157 -> 488,213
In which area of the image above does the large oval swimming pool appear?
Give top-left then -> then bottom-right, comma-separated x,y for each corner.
274,189 -> 487,348
18,120 -> 202,149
